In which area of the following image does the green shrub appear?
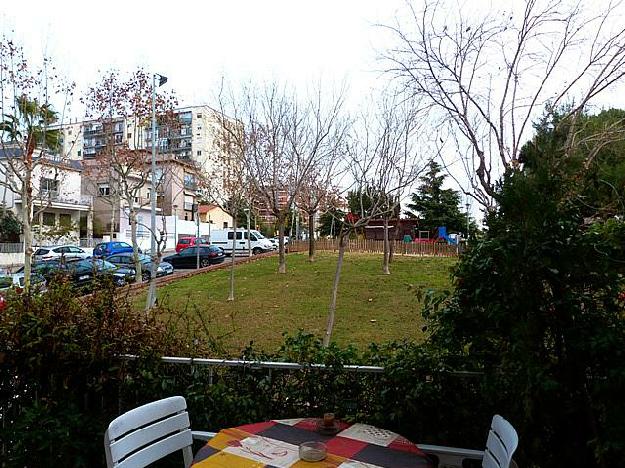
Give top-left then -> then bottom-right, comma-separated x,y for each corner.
0,279 -> 174,466
419,136 -> 625,467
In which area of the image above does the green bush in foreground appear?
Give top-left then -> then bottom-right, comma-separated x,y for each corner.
419,111 -> 625,467
0,278 -> 488,467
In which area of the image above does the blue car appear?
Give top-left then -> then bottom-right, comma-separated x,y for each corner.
93,241 -> 139,258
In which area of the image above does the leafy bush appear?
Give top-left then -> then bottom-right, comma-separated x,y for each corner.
419,130 -> 625,467
0,209 -> 21,242
0,279 -> 490,468
0,279 -> 176,466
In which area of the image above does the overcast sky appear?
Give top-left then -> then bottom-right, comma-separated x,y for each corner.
3,0 -> 624,217
1,0 -> 409,114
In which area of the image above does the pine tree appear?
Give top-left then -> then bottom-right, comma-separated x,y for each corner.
406,160 -> 466,233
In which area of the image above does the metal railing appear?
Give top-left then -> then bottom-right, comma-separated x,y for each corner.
0,242 -> 23,253
289,239 -> 460,257
121,354 -> 482,384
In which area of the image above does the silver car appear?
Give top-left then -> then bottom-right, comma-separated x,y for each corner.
33,245 -> 92,262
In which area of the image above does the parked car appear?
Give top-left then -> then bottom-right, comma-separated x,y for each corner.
93,241 -> 138,258
210,229 -> 274,256
269,236 -> 290,250
106,252 -> 174,281
33,245 -> 92,262
18,259 -> 133,290
163,245 -> 225,269
0,272 -> 47,292
0,272 -> 47,310
175,236 -> 210,253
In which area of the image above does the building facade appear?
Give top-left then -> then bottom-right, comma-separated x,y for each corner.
54,105 -> 229,243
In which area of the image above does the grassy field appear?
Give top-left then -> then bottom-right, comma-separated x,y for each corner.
153,252 -> 457,353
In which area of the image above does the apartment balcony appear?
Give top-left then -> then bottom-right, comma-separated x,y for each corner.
15,192 -> 91,211
83,128 -> 103,136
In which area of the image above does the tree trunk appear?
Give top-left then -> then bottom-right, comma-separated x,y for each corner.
129,208 -> 142,284
86,203 -> 94,247
278,217 -> 286,274
308,211 -> 315,262
389,221 -> 400,263
145,228 -> 162,310
227,222 -> 236,301
21,169 -> 33,291
323,229 -> 346,347
382,217 -> 390,275
110,197 -> 116,239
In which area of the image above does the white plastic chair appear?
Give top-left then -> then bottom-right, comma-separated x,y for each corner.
104,396 -> 216,468
418,414 -> 519,468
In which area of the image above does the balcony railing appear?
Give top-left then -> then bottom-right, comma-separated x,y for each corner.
16,193 -> 91,207
40,189 -> 60,199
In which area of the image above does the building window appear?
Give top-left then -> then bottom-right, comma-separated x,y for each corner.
77,150 -> 82,157
196,150 -> 202,156
184,173 -> 196,189
42,212 -> 56,226
98,183 -> 110,196
223,221 -> 228,229
127,133 -> 132,139
59,213 -> 72,227
68,129 -> 72,135
197,113 -> 202,118
114,134 -> 123,144
40,178 -> 59,196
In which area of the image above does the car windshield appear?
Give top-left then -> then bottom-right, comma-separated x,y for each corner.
99,260 -> 117,271
252,231 -> 265,239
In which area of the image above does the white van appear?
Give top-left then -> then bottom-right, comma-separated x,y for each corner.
210,228 -> 274,256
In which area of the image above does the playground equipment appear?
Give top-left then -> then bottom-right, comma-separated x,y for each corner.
437,226 -> 458,245
413,227 -> 458,245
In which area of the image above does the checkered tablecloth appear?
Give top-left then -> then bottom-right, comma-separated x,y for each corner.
191,418 -> 432,467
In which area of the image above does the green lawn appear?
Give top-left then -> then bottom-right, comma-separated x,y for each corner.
153,252 -> 457,353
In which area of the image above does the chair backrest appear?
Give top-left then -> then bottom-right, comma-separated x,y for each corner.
104,396 -> 194,468
482,415 -> 519,468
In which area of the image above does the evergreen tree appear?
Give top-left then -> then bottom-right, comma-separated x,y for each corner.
406,160 -> 466,233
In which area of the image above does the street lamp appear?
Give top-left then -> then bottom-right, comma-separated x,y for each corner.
147,72 -> 167,310
150,73 -> 167,262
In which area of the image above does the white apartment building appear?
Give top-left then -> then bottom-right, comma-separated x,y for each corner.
58,105 -> 222,169
53,105 -> 228,242
0,148 -> 91,244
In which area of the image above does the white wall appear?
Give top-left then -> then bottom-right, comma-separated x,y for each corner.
0,252 -> 24,268
116,212 -> 217,251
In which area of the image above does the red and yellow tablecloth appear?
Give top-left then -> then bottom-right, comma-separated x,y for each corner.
192,418 -> 432,467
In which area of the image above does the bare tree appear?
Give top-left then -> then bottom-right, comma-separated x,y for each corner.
0,40 -> 74,289
83,69 -> 176,293
296,170 -> 340,262
217,81 -> 346,273
206,95 -> 249,301
323,99 -> 424,347
383,0 -> 625,209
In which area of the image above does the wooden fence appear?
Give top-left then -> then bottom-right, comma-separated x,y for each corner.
289,239 -> 460,257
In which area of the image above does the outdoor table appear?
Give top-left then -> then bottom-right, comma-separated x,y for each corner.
191,417 -> 433,467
